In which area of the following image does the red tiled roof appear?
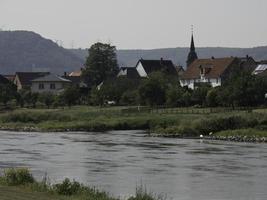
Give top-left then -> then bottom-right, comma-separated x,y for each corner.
181,57 -> 235,79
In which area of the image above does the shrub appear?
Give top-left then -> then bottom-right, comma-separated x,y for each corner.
3,168 -> 35,186
128,185 -> 165,200
53,178 -> 82,196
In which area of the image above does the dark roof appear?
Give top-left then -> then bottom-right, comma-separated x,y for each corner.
181,57 -> 235,79
16,72 -> 50,86
257,69 -> 267,77
31,74 -> 71,82
138,59 -> 177,76
4,75 -> 15,82
0,74 -> 10,84
62,76 -> 82,84
119,67 -> 140,79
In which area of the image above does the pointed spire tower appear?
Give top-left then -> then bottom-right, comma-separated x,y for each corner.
186,26 -> 198,67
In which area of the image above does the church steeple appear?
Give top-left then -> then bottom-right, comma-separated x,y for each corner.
186,26 -> 198,67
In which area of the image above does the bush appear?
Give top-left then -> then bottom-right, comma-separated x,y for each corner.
128,185 -> 165,200
53,178 -> 82,196
3,168 -> 35,186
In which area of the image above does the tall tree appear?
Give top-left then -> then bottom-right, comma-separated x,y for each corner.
83,43 -> 119,86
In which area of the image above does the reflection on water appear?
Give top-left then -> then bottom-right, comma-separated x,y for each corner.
0,130 -> 267,200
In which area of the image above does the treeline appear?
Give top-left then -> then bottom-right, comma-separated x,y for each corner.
89,71 -> 267,108
0,84 -> 82,109
1,42 -> 267,109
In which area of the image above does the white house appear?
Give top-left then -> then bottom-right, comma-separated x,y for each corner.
180,57 -> 257,89
31,74 -> 71,94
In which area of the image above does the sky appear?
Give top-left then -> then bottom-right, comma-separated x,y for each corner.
0,0 -> 266,49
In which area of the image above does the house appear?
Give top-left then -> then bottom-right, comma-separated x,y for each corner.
118,58 -> 177,78
62,75 -> 87,88
3,75 -> 15,82
253,63 -> 267,75
117,67 -> 140,79
31,74 -> 71,94
175,66 -> 185,78
0,74 -> 10,85
180,56 -> 257,89
14,72 -> 49,90
68,69 -> 83,77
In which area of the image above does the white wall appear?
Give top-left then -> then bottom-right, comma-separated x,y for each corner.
31,82 -> 67,94
136,62 -> 147,77
180,78 -> 221,89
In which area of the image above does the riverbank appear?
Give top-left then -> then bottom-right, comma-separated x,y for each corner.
0,168 -> 161,200
0,106 -> 267,142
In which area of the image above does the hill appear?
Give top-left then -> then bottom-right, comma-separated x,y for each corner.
0,31 -> 84,75
1,30 -> 267,75
70,46 -> 267,68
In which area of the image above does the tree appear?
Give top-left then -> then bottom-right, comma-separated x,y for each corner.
166,85 -> 185,107
83,43 -> 119,86
206,88 -> 218,107
138,72 -> 167,106
39,93 -> 55,108
62,86 -> 80,108
0,83 -> 17,106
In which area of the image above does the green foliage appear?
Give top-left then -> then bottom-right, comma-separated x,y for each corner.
61,86 -> 80,107
0,83 -> 17,106
38,92 -> 55,108
53,178 -> 82,196
138,72 -> 167,106
3,168 -> 35,186
83,42 -> 119,86
0,111 -> 72,123
128,185 -> 165,200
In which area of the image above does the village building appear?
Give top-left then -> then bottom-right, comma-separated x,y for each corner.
186,34 -> 198,67
13,72 -> 49,90
31,74 -> 71,94
180,56 -> 257,89
117,58 -> 178,78
0,74 -> 10,85
253,62 -> 267,75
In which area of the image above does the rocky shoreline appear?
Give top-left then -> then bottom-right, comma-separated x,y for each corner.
204,136 -> 267,143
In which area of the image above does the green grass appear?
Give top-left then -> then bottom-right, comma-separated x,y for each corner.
0,168 -> 160,200
215,129 -> 267,137
1,106 -> 267,138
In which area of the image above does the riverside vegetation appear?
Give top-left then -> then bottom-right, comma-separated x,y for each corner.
0,106 -> 267,141
0,168 -> 164,200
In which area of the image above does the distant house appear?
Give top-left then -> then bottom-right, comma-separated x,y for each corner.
62,75 -> 87,88
180,56 -> 257,89
68,69 -> 83,77
31,74 -> 71,94
117,67 -> 140,79
14,72 -> 49,90
253,64 -> 267,75
175,66 -> 185,78
117,58 -> 177,78
0,74 -> 10,85
3,75 -> 15,82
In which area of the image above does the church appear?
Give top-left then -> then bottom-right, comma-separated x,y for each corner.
180,34 -> 257,89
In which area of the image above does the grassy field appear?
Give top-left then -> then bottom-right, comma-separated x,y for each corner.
0,106 -> 267,138
0,186 -> 66,200
0,168 -> 161,200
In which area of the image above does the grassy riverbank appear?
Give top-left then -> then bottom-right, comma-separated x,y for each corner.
0,168 -> 162,200
0,106 -> 267,139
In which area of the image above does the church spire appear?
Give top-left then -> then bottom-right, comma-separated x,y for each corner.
186,26 -> 198,67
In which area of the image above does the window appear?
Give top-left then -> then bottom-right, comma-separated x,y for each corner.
50,83 -> 56,90
39,83 -> 44,90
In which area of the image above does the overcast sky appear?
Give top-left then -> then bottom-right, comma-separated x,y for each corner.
0,0 -> 266,49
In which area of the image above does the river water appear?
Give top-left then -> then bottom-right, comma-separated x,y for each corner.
0,130 -> 267,200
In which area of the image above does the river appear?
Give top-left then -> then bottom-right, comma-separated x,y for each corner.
0,130 -> 267,200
